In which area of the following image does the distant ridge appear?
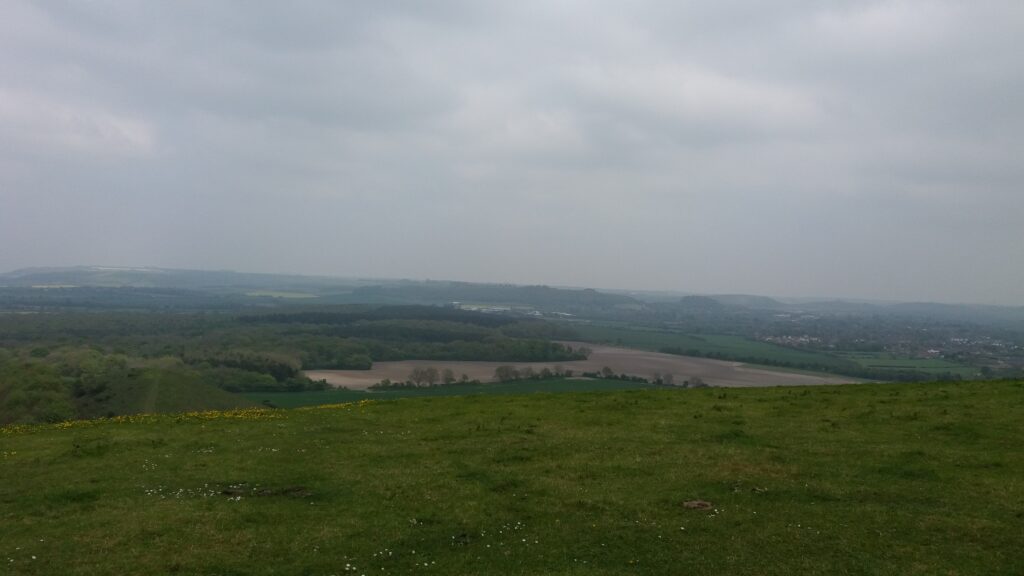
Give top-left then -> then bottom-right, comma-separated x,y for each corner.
2,266 -> 1021,320
0,266 -> 356,291
708,294 -> 787,309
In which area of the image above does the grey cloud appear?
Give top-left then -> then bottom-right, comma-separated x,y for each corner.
1,0 -> 1022,304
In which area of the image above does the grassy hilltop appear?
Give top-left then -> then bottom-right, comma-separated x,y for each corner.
3,381 -> 1023,575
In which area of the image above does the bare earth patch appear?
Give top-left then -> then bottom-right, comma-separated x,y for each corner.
305,342 -> 860,390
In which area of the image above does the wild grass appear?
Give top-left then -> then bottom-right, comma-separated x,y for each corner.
2,381 -> 1023,575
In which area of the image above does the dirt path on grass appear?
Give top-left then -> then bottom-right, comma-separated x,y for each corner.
305,342 -> 860,390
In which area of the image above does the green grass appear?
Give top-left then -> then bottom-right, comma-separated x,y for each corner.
3,381 -> 1023,575
572,325 -> 979,379
573,325 -> 850,370
243,378 -> 658,408
572,323 -> 715,350
836,352 -> 977,378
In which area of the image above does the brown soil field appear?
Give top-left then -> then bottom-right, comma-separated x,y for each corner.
305,342 -> 859,390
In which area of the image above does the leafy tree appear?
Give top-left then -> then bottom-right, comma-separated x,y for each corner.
494,365 -> 520,382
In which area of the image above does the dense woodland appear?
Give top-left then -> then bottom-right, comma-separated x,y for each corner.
0,304 -> 585,424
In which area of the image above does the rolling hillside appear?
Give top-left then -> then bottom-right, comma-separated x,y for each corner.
2,381 -> 1022,575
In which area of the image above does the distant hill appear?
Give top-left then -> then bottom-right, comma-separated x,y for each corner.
0,268 -> 641,313
708,294 -> 787,309
0,266 -> 358,293
783,300 -> 882,315
676,295 -> 728,312
345,281 -> 640,313
3,266 -> 1021,327
885,302 -> 1024,326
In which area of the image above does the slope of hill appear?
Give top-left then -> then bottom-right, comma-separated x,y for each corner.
2,381 -> 1021,575
73,368 -> 258,419
0,354 -> 258,426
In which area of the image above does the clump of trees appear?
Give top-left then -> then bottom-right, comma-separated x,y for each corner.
577,366 -> 712,388
410,367 -> 439,386
368,368 -> 479,390
581,367 -> 649,383
493,365 -> 574,382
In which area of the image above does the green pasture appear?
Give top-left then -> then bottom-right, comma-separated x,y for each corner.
572,325 -> 849,369
837,352 -> 977,378
3,380 -> 1023,574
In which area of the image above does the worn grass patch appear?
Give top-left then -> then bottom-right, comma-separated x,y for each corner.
2,381 -> 1023,575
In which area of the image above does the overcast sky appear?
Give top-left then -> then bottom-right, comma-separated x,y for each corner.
2,1 -> 1022,304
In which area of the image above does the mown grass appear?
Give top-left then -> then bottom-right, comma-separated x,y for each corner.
243,378 -> 659,409
2,381 -> 1023,575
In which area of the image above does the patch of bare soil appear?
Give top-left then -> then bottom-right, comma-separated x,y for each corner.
305,342 -> 860,390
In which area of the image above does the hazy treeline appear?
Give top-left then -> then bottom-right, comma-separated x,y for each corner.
0,305 -> 583,366
346,283 -> 635,313
657,346 -> 965,382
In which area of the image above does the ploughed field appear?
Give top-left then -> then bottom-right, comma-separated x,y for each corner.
3,381 -> 1021,575
306,343 -> 858,389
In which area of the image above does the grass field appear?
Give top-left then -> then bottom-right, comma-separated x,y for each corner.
3,380 -> 1023,574
837,352 -> 978,378
244,378 -> 660,408
572,324 -> 851,370
571,324 -> 979,378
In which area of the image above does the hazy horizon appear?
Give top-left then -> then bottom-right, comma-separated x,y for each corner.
3,2 -> 1022,306
4,262 -> 1020,308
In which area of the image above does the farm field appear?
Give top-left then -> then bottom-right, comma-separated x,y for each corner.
570,324 -> 852,370
305,343 -> 858,390
2,381 -> 1022,575
570,324 -> 981,379
836,352 -> 978,378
